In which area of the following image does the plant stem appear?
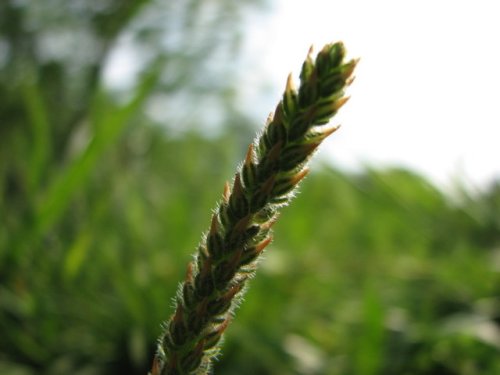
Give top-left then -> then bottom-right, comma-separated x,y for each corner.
150,41 -> 357,375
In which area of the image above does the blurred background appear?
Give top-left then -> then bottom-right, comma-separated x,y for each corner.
1,1 -> 499,374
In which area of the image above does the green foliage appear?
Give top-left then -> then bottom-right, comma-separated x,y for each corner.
213,167 -> 500,375
1,120 -> 499,375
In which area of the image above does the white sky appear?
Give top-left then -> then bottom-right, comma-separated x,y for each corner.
241,0 -> 500,190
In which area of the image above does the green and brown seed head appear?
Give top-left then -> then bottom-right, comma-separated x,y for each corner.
151,41 -> 357,375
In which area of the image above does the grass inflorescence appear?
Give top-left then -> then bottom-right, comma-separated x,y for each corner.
150,41 -> 358,375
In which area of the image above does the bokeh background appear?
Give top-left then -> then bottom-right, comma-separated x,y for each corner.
1,1 -> 499,374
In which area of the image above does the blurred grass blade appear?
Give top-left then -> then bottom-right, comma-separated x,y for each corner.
22,80 -> 52,194
355,284 -> 385,375
34,60 -> 162,240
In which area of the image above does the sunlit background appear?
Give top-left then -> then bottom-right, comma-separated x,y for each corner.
1,1 -> 499,375
106,0 -> 500,190
241,0 -> 500,190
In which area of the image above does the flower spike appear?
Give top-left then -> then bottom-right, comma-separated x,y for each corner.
150,41 -> 357,375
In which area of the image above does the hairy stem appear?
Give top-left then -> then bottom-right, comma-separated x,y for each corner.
150,41 -> 357,375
